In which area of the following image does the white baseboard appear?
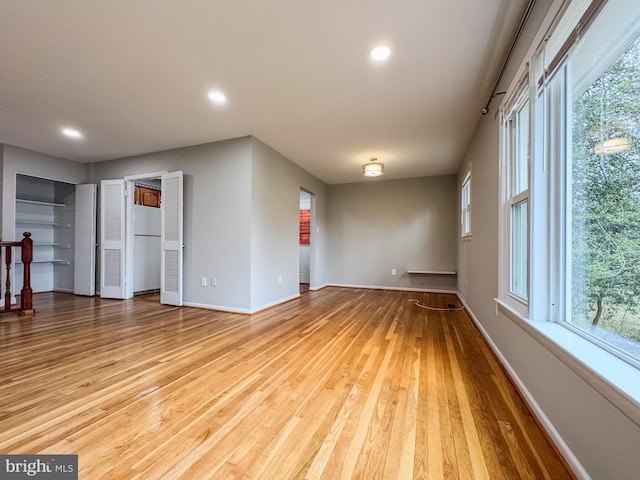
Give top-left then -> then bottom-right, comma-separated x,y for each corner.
249,293 -> 300,314
329,283 -> 457,294
53,288 -> 74,294
457,292 -> 590,480
183,301 -> 252,314
309,283 -> 328,291
184,292 -> 301,315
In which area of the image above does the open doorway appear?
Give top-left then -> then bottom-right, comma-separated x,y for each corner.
299,189 -> 313,294
131,179 -> 162,296
100,171 -> 183,306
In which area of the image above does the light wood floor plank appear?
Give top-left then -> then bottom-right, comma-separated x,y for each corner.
0,289 -> 576,479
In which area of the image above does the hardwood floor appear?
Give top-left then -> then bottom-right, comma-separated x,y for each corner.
0,288 -> 575,479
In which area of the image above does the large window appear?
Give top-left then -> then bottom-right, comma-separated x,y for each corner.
499,0 -> 640,366
565,21 -> 640,361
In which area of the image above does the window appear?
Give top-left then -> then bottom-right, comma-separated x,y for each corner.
461,168 -> 471,237
498,0 -> 640,366
562,12 -> 640,363
501,86 -> 530,306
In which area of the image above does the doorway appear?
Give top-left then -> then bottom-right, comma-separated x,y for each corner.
299,189 -> 313,294
131,179 -> 162,295
100,171 -> 183,306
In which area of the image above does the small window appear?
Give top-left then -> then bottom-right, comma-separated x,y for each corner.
503,90 -> 530,304
461,168 -> 471,237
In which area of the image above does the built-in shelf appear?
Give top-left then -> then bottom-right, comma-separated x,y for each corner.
16,259 -> 70,265
16,199 -> 67,208
16,220 -> 59,226
406,269 -> 457,275
15,174 -> 77,292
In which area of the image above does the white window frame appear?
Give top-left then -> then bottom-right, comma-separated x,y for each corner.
497,0 -> 640,425
499,79 -> 531,315
550,26 -> 640,369
461,167 -> 471,238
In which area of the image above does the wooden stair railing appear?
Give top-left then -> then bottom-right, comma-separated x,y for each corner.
0,232 -> 34,315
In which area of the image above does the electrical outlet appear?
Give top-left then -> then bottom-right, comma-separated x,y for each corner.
201,276 -> 207,287
391,268 -> 397,276
278,275 -> 282,284
211,277 -> 217,287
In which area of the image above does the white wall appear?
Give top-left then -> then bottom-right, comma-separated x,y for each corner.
133,204 -> 161,293
250,138 -> 327,311
327,175 -> 457,291
457,0 -> 640,478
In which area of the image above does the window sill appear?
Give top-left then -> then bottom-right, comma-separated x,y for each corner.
495,299 -> 640,427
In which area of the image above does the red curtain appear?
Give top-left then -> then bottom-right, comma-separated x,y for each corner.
299,209 -> 310,245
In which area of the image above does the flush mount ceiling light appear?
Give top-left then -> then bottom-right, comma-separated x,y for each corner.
208,90 -> 227,105
61,127 -> 83,139
594,137 -> 632,155
370,45 -> 391,61
362,157 -> 384,177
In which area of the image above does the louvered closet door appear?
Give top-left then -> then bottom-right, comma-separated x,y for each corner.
74,184 -> 97,296
160,171 -> 183,306
100,179 -> 126,299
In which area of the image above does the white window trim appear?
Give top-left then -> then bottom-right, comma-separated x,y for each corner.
496,298 -> 640,427
550,20 -> 640,371
461,166 -> 471,238
495,0 -> 640,427
499,78 -> 531,317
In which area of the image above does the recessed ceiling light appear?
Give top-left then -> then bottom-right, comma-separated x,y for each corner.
370,45 -> 391,61
208,90 -> 227,105
61,127 -> 83,139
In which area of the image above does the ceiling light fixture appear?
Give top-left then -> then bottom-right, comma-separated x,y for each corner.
208,90 -> 227,105
362,157 -> 384,177
370,45 -> 391,61
594,137 -> 632,155
61,127 -> 83,139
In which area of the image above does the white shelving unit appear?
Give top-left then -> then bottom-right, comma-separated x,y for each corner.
406,269 -> 457,275
14,175 -> 76,293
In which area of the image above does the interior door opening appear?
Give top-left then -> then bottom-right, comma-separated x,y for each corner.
299,189 -> 313,294
100,171 -> 183,306
131,178 -> 162,297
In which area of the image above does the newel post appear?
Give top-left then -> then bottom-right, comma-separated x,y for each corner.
20,232 -> 34,313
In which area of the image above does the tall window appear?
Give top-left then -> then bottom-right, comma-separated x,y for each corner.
564,22 -> 640,361
461,168 -> 471,237
497,0 -> 640,366
503,89 -> 530,303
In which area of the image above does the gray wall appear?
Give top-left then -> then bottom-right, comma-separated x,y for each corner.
1,144 -> 87,296
88,137 -> 253,311
1,144 -> 87,242
88,136 -> 328,313
250,138 -> 328,310
327,175 -> 457,291
457,0 -> 640,478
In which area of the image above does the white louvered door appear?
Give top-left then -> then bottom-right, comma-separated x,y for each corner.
74,184 -> 97,296
100,179 -> 126,299
160,171 -> 183,306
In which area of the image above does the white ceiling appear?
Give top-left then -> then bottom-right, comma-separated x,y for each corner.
0,0 -> 526,184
